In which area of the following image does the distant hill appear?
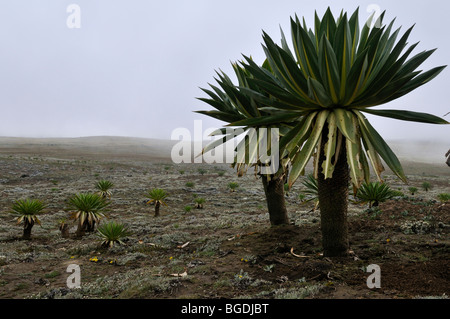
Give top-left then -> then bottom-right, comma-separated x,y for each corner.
0,136 -> 178,162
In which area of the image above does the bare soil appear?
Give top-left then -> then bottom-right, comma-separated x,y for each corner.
0,137 -> 448,299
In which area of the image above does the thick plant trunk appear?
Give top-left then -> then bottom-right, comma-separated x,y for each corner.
60,223 -> 70,238
86,220 -> 96,232
154,202 -> 161,217
317,131 -> 350,257
23,220 -> 34,240
76,218 -> 86,238
261,174 -> 290,226
446,149 -> 450,167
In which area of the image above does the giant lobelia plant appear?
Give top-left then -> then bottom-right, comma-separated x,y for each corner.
198,7 -> 448,256
197,62 -> 295,225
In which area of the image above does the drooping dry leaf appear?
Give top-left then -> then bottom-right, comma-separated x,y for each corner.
290,247 -> 308,258
177,241 -> 190,249
170,270 -> 188,277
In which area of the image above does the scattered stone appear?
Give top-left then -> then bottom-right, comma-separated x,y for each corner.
400,220 -> 433,234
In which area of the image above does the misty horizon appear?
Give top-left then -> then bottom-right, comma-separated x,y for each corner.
0,0 -> 448,142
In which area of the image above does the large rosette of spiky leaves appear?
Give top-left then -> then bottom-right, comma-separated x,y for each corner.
197,7 -> 448,189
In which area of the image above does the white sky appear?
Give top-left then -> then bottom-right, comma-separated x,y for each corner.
0,0 -> 448,142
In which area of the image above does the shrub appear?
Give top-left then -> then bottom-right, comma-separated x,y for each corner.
228,182 -> 239,192
97,221 -> 131,248
437,193 -> 450,203
10,199 -> 46,239
298,193 -> 306,202
67,193 -> 109,237
422,182 -> 432,192
58,219 -> 70,238
147,188 -> 169,217
95,180 -> 114,199
194,197 -> 205,209
185,182 -> 194,188
356,182 -> 398,208
408,187 -> 418,195
299,174 -> 319,210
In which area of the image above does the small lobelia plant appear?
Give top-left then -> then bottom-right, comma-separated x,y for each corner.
194,197 -> 205,209
67,193 -> 110,237
298,193 -> 306,202
228,182 -> 239,192
300,174 -> 320,210
58,218 -> 70,238
356,181 -> 398,208
95,180 -> 114,199
147,188 -> 168,217
97,221 -> 131,248
437,193 -> 450,203
421,182 -> 432,192
185,182 -> 195,188
10,199 -> 46,239
408,186 -> 418,195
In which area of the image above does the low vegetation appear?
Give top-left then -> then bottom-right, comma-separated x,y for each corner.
146,188 -> 168,217
356,181 -> 400,208
95,180 -> 114,199
9,199 -> 46,239
67,193 -> 109,237
0,152 -> 448,299
97,221 -> 131,248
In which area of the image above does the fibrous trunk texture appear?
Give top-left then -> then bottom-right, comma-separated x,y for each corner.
261,174 -> 290,226
317,129 -> 350,257
23,220 -> 34,240
155,202 -> 161,217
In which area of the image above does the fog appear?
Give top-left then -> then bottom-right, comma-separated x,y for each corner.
0,0 -> 448,144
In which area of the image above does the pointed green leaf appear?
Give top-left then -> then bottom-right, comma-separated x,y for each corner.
334,108 -> 357,143
360,130 -> 385,182
346,137 -> 364,188
291,17 -> 320,80
321,112 -> 338,179
389,66 -> 447,101
280,112 -> 317,154
357,138 -> 372,184
201,131 -> 242,156
307,77 -> 333,107
355,111 -> 407,183
288,110 -> 330,187
194,110 -> 243,124
318,35 -> 341,103
361,109 -> 449,124
227,112 -> 300,127
348,7 -> 360,64
344,49 -> 369,105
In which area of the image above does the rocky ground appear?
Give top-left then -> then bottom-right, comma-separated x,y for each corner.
0,137 -> 448,299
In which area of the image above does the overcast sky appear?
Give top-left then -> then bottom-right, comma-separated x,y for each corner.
0,0 -> 448,142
